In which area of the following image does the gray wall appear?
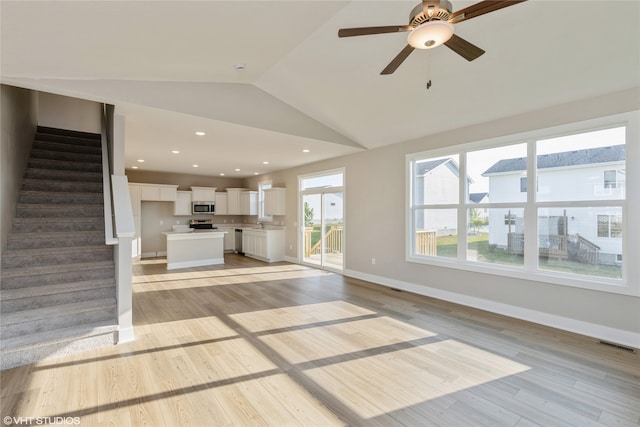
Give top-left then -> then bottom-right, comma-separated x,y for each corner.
1,85 -> 38,253
244,88 -> 640,339
38,92 -> 101,134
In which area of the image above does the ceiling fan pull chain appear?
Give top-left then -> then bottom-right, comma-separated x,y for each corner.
426,50 -> 433,90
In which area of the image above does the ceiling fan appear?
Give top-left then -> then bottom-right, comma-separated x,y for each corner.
338,0 -> 526,75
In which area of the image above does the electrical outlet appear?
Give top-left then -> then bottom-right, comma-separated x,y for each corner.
371,258 -> 376,265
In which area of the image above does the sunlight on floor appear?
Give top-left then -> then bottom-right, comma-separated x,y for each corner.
230,300 -> 376,333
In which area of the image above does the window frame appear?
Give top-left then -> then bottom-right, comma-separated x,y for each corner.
258,180 -> 272,222
406,112 -> 638,297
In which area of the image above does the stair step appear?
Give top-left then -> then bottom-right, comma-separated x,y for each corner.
7,230 -> 104,249
2,245 -> 113,269
16,203 -> 104,218
24,167 -> 102,182
0,298 -> 117,340
1,260 -> 115,289
11,217 -> 105,233
30,149 -> 102,164
37,126 -> 101,141
0,321 -> 117,370
33,140 -> 102,156
19,191 -> 104,205
28,157 -> 102,173
1,279 -> 116,313
22,178 -> 103,193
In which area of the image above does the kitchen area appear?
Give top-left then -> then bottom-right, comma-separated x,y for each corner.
128,183 -> 287,269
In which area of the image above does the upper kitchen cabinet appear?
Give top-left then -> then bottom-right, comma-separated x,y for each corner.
241,191 -> 258,215
215,192 -> 228,215
174,191 -> 192,216
191,186 -> 216,202
226,188 -> 247,215
137,183 -> 178,202
264,187 -> 286,216
129,184 -> 141,216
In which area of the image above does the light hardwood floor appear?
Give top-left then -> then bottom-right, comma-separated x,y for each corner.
2,254 -> 639,426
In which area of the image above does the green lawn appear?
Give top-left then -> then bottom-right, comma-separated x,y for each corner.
436,233 -> 621,279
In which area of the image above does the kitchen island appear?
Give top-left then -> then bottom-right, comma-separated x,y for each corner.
162,230 -> 226,270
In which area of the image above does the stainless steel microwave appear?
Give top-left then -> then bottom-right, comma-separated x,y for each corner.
192,202 -> 215,215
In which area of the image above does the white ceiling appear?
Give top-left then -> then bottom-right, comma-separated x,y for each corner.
2,1 -> 639,178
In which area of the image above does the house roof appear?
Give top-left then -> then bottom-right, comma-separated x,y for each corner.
416,158 -> 452,175
469,192 -> 489,203
482,145 -> 626,175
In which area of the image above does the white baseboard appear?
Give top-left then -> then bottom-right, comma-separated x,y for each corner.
344,268 -> 640,350
284,255 -> 299,264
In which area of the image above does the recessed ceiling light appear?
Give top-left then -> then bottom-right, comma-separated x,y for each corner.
262,161 -> 269,165
195,131 -> 205,136
219,173 -> 225,176
171,150 -> 180,154
192,164 -> 199,168
254,172 -> 259,175
235,168 -> 240,172
137,159 -> 144,163
235,63 -> 246,70
132,166 -> 139,169
302,149 -> 310,153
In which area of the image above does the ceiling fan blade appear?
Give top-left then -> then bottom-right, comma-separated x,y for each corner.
381,45 -> 415,75
338,26 -> 412,38
450,0 -> 526,24
444,34 -> 485,61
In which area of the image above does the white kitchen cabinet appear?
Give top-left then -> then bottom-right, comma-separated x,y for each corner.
137,183 -> 178,201
218,227 -> 235,252
242,229 -> 284,262
226,188 -> 247,215
174,191 -> 192,216
241,191 -> 258,215
215,192 -> 228,215
264,187 -> 286,216
191,186 -> 216,202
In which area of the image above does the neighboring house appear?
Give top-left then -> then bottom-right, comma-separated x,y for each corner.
415,158 -> 468,236
482,145 -> 625,264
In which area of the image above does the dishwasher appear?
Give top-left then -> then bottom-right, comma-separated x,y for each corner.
235,229 -> 244,255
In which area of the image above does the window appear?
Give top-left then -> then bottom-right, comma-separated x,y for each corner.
520,177 -> 527,193
407,113 -> 636,294
604,170 -> 617,189
258,181 -> 272,221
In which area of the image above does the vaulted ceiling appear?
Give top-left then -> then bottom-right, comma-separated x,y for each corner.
2,1 -> 638,177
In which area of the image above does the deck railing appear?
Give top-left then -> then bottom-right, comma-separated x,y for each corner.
416,229 -> 437,256
508,232 -> 599,264
305,225 -> 343,257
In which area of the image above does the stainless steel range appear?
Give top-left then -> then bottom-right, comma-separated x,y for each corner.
189,219 -> 217,230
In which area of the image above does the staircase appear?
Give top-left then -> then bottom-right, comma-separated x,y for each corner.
1,126 -> 118,370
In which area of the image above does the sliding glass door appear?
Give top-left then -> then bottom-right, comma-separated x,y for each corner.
300,170 -> 344,271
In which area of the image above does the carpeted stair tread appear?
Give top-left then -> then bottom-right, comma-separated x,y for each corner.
15,203 -> 104,218
7,230 -> 104,249
18,191 -> 104,204
28,157 -> 102,173
2,245 -> 113,269
37,126 -> 101,139
11,217 -> 105,233
1,260 -> 115,280
1,297 -> 116,326
33,140 -> 102,155
30,149 -> 102,164
22,178 -> 103,193
0,321 -> 117,355
24,167 -> 102,182
1,279 -> 116,301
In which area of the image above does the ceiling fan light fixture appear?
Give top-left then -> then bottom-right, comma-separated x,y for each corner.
407,20 -> 454,49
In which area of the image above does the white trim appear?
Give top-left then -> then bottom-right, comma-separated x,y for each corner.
344,268 -> 640,350
117,326 -> 135,344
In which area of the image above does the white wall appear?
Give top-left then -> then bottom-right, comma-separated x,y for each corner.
38,92 -> 101,133
244,88 -> 640,345
0,85 -> 38,252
